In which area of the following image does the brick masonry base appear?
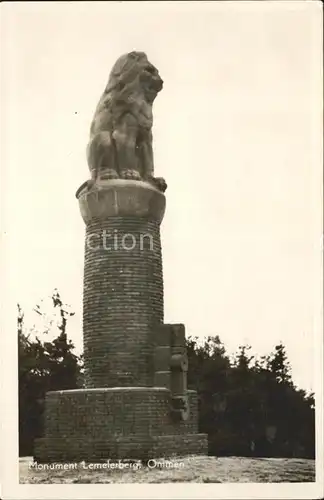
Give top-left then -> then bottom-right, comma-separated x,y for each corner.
34,388 -> 208,462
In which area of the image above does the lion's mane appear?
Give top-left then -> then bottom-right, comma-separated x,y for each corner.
90,51 -> 153,136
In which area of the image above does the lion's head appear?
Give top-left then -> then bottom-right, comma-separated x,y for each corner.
105,51 -> 163,105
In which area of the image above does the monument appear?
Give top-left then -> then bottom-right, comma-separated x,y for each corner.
34,51 -> 208,461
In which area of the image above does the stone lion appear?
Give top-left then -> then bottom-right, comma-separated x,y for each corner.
87,51 -> 167,192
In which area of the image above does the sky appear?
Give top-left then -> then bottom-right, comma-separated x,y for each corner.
2,1 -> 323,393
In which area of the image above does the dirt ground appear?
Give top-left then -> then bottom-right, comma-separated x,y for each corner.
19,455 -> 315,483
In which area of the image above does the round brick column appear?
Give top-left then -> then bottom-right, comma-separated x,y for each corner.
76,179 -> 166,388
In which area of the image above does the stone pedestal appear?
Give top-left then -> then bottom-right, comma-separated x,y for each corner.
34,388 -> 207,461
34,179 -> 207,462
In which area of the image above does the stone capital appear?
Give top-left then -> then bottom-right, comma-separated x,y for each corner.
76,179 -> 166,225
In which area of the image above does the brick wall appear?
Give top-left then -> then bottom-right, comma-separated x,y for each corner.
34,388 -> 207,461
34,433 -> 208,462
43,388 -> 198,440
83,216 -> 163,388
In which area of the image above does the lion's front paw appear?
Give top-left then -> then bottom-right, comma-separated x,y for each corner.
120,169 -> 142,180
151,176 -> 167,193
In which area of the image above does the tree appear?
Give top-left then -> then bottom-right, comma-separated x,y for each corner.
267,342 -> 292,384
18,290 -> 83,456
186,336 -> 315,458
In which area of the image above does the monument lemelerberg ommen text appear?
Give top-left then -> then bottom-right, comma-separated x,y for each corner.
34,51 -> 208,461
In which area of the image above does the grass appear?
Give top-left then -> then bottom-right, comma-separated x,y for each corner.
20,455 -> 315,483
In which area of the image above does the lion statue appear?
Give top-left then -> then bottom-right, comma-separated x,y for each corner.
86,51 -> 167,192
